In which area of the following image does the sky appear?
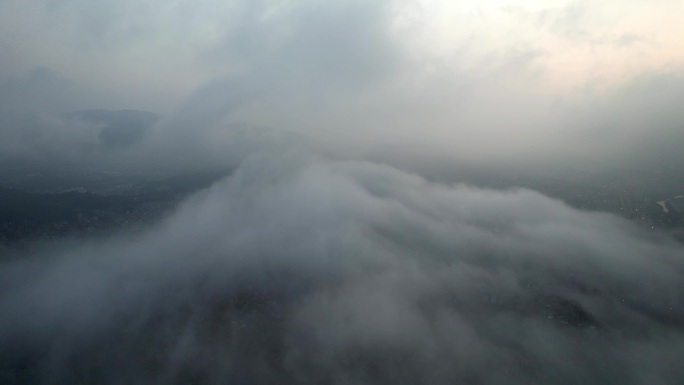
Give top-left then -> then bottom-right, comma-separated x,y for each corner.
1,0 -> 684,171
2,0 -> 683,105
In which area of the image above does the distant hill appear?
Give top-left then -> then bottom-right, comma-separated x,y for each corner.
69,109 -> 159,148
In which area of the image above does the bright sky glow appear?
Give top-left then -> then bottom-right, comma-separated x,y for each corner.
1,0 -> 683,110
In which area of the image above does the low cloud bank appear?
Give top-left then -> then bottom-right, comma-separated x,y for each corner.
1,151 -> 683,384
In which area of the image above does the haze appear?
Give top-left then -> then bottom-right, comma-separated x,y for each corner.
1,1 -> 683,384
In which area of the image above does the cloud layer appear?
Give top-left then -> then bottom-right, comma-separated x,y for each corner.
2,152 -> 683,384
1,3 -> 684,382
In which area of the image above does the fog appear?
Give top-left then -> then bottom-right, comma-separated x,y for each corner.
1,151 -> 683,384
1,0 -> 684,384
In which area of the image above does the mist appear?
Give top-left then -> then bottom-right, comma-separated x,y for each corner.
2,152 -> 684,384
1,0 -> 683,173
1,0 -> 684,384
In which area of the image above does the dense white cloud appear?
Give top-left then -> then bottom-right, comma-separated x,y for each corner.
1,152 -> 683,383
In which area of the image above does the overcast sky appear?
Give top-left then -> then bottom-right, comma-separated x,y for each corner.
1,0 -> 683,171
2,0 -> 683,108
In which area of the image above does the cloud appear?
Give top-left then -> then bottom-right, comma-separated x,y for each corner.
1,4 -> 683,383
0,0 -> 404,172
1,1 -> 684,175
1,152 -> 683,384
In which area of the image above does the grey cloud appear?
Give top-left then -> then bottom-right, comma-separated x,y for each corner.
1,1 -> 682,175
164,0 -> 401,128
613,33 -> 644,47
1,153 -> 683,384
133,0 -> 402,170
